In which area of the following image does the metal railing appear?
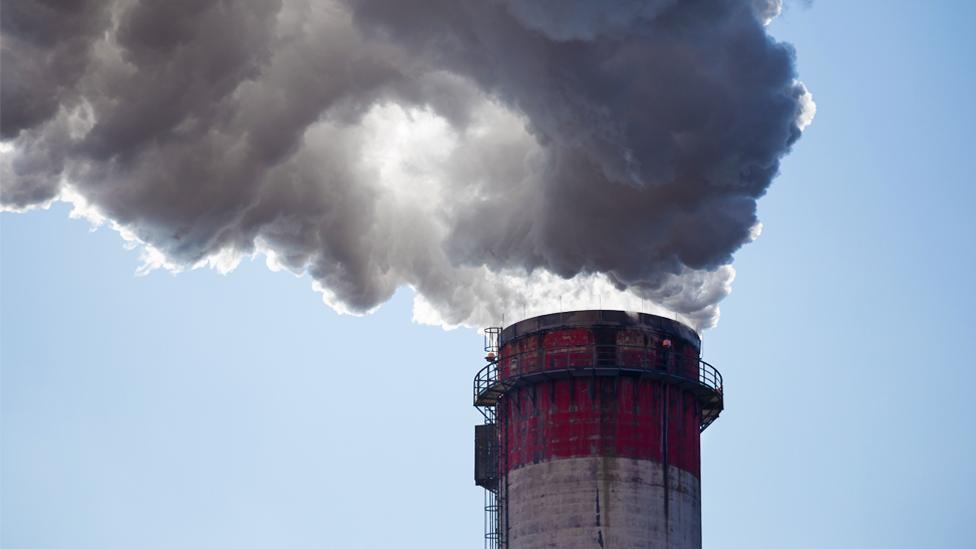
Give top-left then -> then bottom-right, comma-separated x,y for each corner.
699,359 -> 723,393
474,342 -> 723,406
474,359 -> 502,406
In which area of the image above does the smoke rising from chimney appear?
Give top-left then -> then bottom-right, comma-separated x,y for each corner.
1,0 -> 813,329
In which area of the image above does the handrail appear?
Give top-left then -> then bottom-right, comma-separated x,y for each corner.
698,359 -> 723,393
474,342 -> 723,406
473,360 -> 502,406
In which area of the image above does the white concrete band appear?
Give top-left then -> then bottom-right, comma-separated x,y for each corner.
504,456 -> 701,549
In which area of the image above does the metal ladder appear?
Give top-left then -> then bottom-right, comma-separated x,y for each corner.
480,328 -> 503,549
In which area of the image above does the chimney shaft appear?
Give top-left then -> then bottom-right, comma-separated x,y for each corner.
474,310 -> 723,548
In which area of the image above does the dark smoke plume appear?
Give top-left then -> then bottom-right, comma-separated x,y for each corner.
1,0 -> 813,329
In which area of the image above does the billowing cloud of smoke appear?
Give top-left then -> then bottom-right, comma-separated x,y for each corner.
1,0 -> 813,330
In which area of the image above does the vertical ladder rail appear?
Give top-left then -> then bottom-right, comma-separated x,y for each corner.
477,327 -> 503,549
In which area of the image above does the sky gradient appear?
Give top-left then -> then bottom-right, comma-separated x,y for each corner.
3,1 -> 975,548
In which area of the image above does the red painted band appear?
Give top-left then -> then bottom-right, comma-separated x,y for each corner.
498,328 -> 700,382
496,326 -> 704,478
501,377 -> 701,477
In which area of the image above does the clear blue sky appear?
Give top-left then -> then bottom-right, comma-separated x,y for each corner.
3,1 -> 975,548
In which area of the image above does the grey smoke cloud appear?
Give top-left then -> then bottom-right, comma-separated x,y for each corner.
0,0 -> 812,329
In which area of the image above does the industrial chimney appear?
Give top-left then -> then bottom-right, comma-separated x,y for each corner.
473,310 -> 723,548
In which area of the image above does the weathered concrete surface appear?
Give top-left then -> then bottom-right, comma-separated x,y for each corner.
503,378 -> 702,477
504,456 -> 701,549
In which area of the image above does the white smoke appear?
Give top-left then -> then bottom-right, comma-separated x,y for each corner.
1,0 -> 812,331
